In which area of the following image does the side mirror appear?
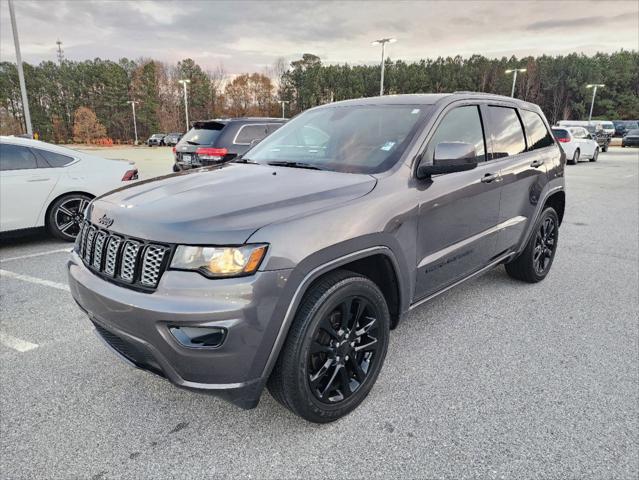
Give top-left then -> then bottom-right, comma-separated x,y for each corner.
417,142 -> 478,178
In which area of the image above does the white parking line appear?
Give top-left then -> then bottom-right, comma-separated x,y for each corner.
0,269 -> 70,292
0,331 -> 38,352
0,248 -> 71,263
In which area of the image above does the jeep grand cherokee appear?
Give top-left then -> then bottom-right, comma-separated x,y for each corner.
69,93 -> 566,423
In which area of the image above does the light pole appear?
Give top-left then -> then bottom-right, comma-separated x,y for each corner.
127,101 -> 138,145
178,79 -> 191,131
505,68 -> 526,98
586,84 -> 605,122
371,37 -> 396,96
8,0 -> 32,137
279,100 -> 289,119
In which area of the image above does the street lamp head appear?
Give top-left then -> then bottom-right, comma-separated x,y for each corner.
178,79 -> 191,84
586,84 -> 605,88
372,37 -> 397,46
505,68 -> 527,74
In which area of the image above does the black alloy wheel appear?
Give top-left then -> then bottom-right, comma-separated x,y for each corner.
532,216 -> 557,276
268,270 -> 390,423
505,207 -> 559,283
47,194 -> 92,241
308,295 -> 380,404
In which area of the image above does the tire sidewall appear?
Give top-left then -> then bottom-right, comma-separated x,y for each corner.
290,277 -> 390,422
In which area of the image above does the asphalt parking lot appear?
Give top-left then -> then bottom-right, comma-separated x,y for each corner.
1,148 -> 637,479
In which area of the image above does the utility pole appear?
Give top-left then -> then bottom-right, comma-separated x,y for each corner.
8,0 -> 32,137
56,39 -> 64,64
371,37 -> 396,96
178,79 -> 190,131
127,101 -> 138,145
586,84 -> 605,122
505,68 -> 527,98
279,100 -> 289,119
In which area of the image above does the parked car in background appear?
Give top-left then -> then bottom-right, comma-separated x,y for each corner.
163,132 -> 183,146
147,133 -> 166,146
622,129 -> 639,147
551,127 -> 599,164
595,121 -> 615,137
69,92 -> 565,422
172,118 -> 286,171
557,121 -> 609,152
613,120 -> 639,137
0,136 -> 138,241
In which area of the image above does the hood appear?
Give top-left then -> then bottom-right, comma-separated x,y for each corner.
88,163 -> 376,244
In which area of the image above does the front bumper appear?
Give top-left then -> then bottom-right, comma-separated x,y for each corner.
68,251 -> 292,408
622,138 -> 639,147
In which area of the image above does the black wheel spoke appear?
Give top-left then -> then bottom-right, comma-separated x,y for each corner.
338,366 -> 352,399
58,220 -> 74,233
309,358 -> 333,387
320,364 -> 341,398
348,355 -> 366,383
354,337 -> 378,353
355,316 -> 376,337
310,340 -> 332,355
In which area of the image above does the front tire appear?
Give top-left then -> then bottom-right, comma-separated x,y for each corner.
505,207 -> 559,283
268,270 -> 390,423
47,193 -> 92,241
590,147 -> 599,162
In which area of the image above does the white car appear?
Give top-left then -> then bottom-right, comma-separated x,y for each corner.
0,136 -> 138,241
551,126 -> 599,165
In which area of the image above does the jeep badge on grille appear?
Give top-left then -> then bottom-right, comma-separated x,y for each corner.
98,214 -> 114,228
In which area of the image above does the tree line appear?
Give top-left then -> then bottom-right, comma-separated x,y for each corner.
0,50 -> 637,143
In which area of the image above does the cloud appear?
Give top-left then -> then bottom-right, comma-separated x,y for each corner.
0,0 -> 637,74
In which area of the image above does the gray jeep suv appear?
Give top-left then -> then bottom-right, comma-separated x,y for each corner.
68,93 -> 565,423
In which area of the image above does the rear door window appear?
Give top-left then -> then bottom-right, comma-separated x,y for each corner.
487,106 -> 526,159
520,110 -> 554,151
34,148 -> 75,167
424,105 -> 487,163
0,144 -> 38,171
234,124 -> 269,145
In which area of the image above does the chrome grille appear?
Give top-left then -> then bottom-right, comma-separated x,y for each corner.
84,226 -> 96,264
140,245 -> 168,287
77,221 -> 170,290
120,241 -> 141,283
92,231 -> 107,270
103,236 -> 122,277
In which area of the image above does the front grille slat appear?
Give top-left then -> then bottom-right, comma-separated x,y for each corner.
78,221 -> 169,292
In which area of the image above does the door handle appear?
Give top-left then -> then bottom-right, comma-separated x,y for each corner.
530,159 -> 545,168
481,173 -> 499,183
27,178 -> 51,182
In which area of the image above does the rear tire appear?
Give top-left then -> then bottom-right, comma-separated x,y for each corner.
268,270 -> 390,423
505,207 -> 559,283
47,193 -> 92,242
569,149 -> 579,165
590,147 -> 599,162
602,144 -> 608,152
172,164 -> 180,172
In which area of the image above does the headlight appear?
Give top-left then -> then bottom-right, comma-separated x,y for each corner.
170,244 -> 268,278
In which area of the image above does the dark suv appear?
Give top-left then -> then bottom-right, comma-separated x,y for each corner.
69,93 -> 565,423
172,118 -> 286,171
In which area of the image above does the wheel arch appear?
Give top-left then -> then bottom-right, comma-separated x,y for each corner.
43,190 -> 95,229
542,190 -> 565,226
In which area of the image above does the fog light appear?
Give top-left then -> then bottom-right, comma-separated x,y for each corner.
169,326 -> 227,348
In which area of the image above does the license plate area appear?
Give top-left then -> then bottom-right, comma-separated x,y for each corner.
181,154 -> 192,164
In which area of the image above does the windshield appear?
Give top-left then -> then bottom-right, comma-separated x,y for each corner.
627,129 -> 639,135
245,105 -> 431,174
601,122 -> 614,129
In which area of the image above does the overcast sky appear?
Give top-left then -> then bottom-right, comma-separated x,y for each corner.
1,0 -> 637,74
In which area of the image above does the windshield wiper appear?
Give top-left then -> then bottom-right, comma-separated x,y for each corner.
266,161 -> 325,170
186,140 -> 200,145
233,157 -> 258,164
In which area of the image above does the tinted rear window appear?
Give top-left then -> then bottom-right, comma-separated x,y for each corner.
551,128 -> 569,139
235,124 -> 269,145
520,110 -> 554,151
487,106 -> 526,159
180,123 -> 225,145
35,148 -> 74,167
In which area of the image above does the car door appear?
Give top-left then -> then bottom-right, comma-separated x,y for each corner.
0,143 -> 59,231
413,104 -> 502,300
493,107 -> 555,253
